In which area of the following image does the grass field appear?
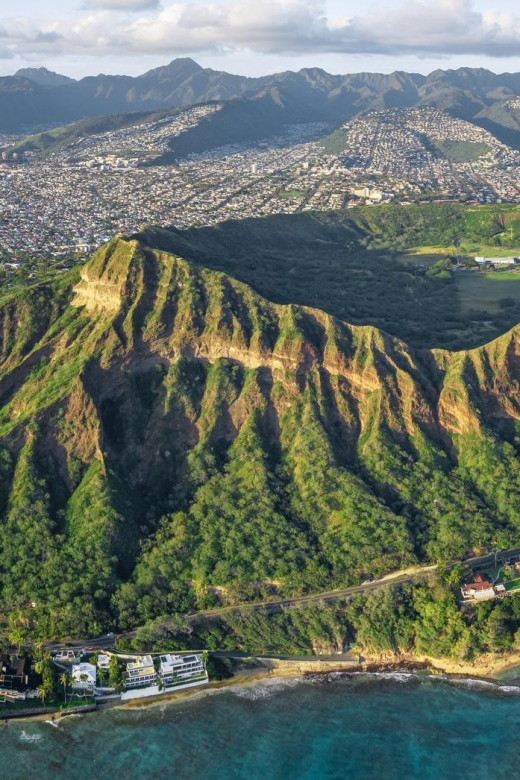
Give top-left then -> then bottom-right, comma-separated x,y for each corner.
403,245 -> 451,256
461,246 -> 520,258
279,190 -> 306,199
456,271 -> 520,313
405,245 -> 520,258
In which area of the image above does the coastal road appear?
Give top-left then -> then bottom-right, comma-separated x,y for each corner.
39,546 -> 520,654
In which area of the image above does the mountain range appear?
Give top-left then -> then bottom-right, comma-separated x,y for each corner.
3,59 -> 520,149
1,218 -> 520,637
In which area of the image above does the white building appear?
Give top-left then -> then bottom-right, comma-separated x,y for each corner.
97,654 -> 110,670
71,662 -> 97,692
158,654 -> 207,687
124,655 -> 157,689
475,256 -> 519,266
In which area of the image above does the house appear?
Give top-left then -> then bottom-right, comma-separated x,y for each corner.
55,649 -> 76,661
461,573 -> 495,600
71,662 -> 97,692
158,654 -> 207,687
124,655 -> 157,689
0,654 -> 31,691
97,654 -> 110,670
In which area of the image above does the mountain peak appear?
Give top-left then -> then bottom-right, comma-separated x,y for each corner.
14,66 -> 76,87
138,57 -> 203,82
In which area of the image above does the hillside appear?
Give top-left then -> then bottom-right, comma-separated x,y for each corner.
0,235 -> 520,640
319,107 -> 497,165
5,60 -> 520,141
137,205 -> 520,350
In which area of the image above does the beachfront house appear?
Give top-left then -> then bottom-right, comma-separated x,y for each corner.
124,655 -> 157,690
71,662 -> 97,692
158,654 -> 207,687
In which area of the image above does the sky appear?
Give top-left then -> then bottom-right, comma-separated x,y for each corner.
2,0 -> 520,79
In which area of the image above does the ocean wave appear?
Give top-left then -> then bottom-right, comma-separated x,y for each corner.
447,678 -> 520,695
230,676 -> 301,701
19,730 -> 43,743
44,719 -> 61,729
359,672 -> 416,683
495,685 -> 520,694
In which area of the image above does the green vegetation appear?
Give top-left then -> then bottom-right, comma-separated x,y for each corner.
10,109 -> 184,159
126,576 -> 520,662
140,203 -> 520,350
431,140 -> 490,163
319,127 -> 350,155
456,272 -> 520,314
278,190 -> 306,199
1,209 -> 520,646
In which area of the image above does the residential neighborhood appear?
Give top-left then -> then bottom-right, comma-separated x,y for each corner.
0,647 -> 208,709
2,106 -> 520,261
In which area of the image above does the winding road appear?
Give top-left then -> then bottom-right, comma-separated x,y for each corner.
39,546 -> 520,654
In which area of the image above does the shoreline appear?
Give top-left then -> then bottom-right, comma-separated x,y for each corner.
5,651 -> 520,725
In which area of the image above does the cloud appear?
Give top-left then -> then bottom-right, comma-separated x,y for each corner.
0,18 -> 63,54
2,0 -> 520,62
82,0 -> 160,10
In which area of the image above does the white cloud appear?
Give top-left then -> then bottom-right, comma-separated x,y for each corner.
82,0 -> 160,10
2,0 -> 520,62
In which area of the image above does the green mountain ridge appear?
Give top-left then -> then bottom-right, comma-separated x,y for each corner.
1,234 -> 520,638
5,60 -> 520,146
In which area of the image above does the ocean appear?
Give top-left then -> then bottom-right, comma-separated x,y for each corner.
2,674 -> 520,780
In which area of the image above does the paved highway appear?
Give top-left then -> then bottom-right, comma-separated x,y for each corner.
34,545 -> 520,655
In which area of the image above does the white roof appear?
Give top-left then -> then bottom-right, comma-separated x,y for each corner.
72,662 -> 97,681
159,654 -> 203,672
127,655 -> 154,673
97,654 -> 110,669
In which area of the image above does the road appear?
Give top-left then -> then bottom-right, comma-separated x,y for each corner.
37,546 -> 520,654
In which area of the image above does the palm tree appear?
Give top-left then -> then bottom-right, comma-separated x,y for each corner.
59,671 -> 69,704
79,672 -> 89,697
8,627 -> 25,655
97,667 -> 106,691
36,683 -> 51,707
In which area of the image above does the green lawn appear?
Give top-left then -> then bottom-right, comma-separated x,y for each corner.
404,245 -> 520,258
456,271 -> 520,313
279,190 -> 306,199
403,245 -> 452,256
460,246 -> 520,258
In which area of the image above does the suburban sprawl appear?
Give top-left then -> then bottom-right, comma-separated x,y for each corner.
2,105 -> 520,258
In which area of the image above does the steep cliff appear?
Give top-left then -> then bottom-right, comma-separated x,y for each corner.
1,236 -> 520,636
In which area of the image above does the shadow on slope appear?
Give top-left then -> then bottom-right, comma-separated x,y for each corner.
135,210 -> 520,351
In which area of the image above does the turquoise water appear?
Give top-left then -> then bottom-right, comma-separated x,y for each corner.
2,674 -> 520,780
